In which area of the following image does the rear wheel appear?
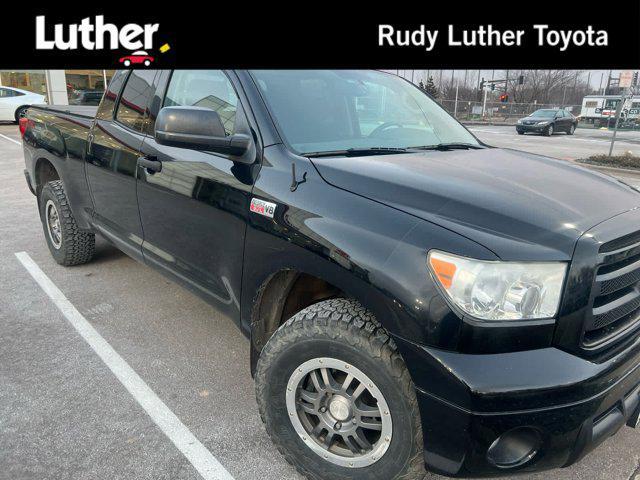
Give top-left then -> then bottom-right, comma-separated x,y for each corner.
544,124 -> 554,136
255,298 -> 424,480
14,106 -> 28,123
567,124 -> 576,135
39,180 -> 95,266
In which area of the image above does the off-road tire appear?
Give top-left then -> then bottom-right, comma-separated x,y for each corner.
39,180 -> 95,266
255,298 -> 424,480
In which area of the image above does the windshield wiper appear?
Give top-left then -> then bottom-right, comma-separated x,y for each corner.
411,143 -> 485,151
304,147 -> 410,158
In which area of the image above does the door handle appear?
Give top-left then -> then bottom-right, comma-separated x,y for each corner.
138,156 -> 162,173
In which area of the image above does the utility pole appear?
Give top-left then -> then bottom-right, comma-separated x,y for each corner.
598,72 -> 604,95
609,87 -> 630,156
454,83 -> 459,117
482,86 -> 488,117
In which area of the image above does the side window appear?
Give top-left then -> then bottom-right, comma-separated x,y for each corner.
164,70 -> 238,136
96,70 -> 128,120
115,70 -> 157,132
0,88 -> 17,98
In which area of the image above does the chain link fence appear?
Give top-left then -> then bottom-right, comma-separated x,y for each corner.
438,99 -> 581,124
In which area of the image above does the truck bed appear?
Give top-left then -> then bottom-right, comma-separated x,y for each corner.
30,104 -> 98,120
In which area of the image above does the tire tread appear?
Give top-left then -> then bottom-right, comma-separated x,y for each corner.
255,298 -> 424,480
41,180 -> 95,266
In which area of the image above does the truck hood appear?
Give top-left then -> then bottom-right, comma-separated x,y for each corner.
310,148 -> 640,260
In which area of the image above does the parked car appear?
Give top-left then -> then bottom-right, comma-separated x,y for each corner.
118,50 -> 154,67
20,70 -> 640,480
0,86 -> 45,123
516,108 -> 578,136
68,90 -> 105,106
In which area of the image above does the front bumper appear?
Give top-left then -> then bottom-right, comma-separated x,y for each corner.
395,335 -> 640,477
516,123 -> 550,133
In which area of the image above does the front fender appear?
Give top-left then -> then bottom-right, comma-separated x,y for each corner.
242,145 -> 496,356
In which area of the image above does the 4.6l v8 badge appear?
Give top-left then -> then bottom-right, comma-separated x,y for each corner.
250,198 -> 276,218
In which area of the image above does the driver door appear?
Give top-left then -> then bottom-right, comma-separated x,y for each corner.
135,70 -> 255,321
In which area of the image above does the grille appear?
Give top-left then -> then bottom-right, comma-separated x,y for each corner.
583,232 -> 640,348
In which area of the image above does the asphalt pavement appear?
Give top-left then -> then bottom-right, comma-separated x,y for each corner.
1,122 -> 640,480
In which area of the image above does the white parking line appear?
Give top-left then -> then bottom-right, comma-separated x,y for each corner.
0,132 -> 21,146
14,251 -> 235,480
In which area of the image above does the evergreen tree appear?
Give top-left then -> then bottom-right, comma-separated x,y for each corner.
424,76 -> 439,98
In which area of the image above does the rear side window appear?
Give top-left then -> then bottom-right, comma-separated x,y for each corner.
164,70 -> 238,136
0,88 -> 21,97
115,70 -> 157,132
96,70 -> 127,120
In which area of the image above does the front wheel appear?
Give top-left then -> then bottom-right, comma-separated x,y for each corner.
255,299 -> 424,480
544,124 -> 554,136
39,180 -> 95,266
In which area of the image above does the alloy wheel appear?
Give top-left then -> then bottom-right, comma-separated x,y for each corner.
45,200 -> 62,249
286,357 -> 393,468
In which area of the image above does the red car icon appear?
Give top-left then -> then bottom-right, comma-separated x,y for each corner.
119,51 -> 154,67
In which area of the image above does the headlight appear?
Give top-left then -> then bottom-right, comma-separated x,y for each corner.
536,121 -> 549,125
517,119 -> 523,124
427,250 -> 566,321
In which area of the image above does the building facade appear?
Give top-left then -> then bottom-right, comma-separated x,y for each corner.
0,70 -> 115,105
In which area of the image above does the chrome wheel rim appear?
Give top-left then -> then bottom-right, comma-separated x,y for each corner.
45,200 -> 62,249
18,108 -> 27,118
286,357 -> 392,468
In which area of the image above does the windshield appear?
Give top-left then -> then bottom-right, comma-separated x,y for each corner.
250,70 -> 479,155
529,109 -> 557,118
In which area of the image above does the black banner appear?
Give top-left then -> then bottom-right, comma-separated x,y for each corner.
1,3 -> 638,69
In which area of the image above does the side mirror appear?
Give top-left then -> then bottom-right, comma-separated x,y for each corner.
154,106 -> 251,157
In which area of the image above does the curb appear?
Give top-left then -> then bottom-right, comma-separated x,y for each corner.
575,161 -> 640,178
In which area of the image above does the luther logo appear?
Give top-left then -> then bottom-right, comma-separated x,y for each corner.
36,15 -> 159,51
35,15 -> 172,66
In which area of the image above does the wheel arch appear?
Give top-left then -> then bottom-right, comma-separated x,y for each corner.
34,157 -> 61,198
248,266 -> 401,376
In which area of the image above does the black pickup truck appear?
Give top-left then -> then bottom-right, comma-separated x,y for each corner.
20,70 -> 640,479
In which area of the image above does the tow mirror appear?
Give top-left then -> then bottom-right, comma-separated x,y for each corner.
155,106 -> 251,157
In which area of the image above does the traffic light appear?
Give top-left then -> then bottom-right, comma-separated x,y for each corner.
499,94 -> 509,103
491,84 -> 495,91
518,75 -> 525,85
633,72 -> 639,87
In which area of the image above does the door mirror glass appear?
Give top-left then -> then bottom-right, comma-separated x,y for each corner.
155,106 -> 251,156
